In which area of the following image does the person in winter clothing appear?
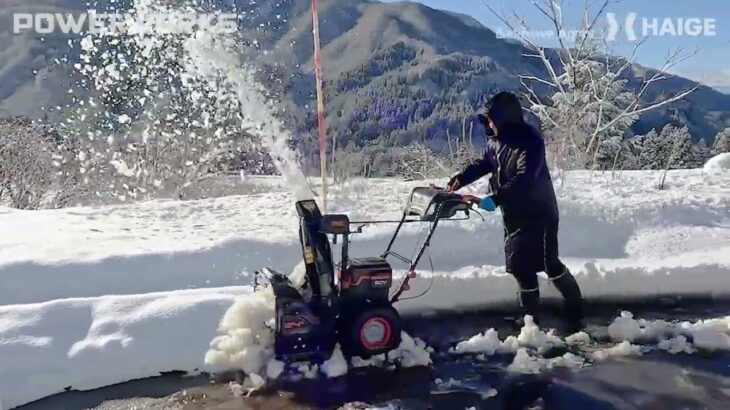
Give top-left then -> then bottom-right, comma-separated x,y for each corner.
448,91 -> 584,332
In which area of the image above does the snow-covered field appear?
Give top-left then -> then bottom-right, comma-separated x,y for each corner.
1,169 -> 729,409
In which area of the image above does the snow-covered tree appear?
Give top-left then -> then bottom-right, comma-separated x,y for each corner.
712,127 -> 730,155
446,121 -> 481,172
393,142 -> 446,180
692,138 -> 712,167
485,0 -> 698,170
0,118 -> 55,209
534,50 -> 638,169
639,125 -> 695,172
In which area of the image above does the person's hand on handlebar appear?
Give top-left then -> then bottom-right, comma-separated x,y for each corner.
447,175 -> 462,192
461,195 -> 481,205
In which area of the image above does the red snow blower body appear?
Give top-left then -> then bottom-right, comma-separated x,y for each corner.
258,186 -> 477,361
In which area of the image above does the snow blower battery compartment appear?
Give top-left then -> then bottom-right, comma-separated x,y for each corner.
339,258 -> 393,301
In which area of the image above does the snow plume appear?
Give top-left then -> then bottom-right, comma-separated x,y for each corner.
62,0 -> 311,202
204,287 -> 276,390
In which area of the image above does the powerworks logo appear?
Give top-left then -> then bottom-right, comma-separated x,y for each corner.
606,13 -> 717,41
13,12 -> 238,35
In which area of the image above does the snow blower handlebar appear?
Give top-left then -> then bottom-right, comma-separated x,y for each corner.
383,186 -> 477,303
314,187 -> 478,304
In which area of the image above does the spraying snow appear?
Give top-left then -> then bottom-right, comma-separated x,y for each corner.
68,0 -> 312,202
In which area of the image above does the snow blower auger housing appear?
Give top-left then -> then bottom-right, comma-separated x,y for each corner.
259,186 -> 476,362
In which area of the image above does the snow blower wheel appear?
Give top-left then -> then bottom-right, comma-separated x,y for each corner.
346,306 -> 402,358
259,187 -> 477,363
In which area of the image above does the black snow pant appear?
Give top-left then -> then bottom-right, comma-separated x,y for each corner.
503,218 -> 583,325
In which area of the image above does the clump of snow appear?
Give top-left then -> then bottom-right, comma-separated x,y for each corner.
322,345 -> 349,378
516,315 -> 564,353
657,335 -> 695,354
499,335 -> 521,353
690,325 -> 730,351
547,352 -> 586,369
608,311 -> 643,342
451,328 -> 503,355
387,332 -> 433,368
592,341 -> 643,361
704,153 -> 730,173
507,348 -> 543,373
351,332 -> 432,370
603,311 -> 730,352
565,331 -> 591,346
452,316 -> 562,356
296,363 -> 320,379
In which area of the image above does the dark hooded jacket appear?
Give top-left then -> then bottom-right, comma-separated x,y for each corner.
457,106 -> 559,225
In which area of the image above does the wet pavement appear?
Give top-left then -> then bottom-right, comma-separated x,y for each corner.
18,298 -> 730,410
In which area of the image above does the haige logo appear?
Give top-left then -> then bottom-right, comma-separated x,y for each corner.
606,12 -> 717,41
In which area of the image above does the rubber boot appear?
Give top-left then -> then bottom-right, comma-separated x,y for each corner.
516,288 -> 541,328
551,268 -> 584,334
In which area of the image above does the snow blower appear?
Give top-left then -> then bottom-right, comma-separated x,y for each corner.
258,186 -> 479,362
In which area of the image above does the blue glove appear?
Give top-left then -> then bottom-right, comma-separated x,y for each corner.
478,196 -> 497,212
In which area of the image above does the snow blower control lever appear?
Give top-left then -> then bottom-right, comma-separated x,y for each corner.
260,187 -> 476,362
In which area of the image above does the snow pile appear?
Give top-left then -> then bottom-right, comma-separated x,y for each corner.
451,328 -> 504,355
548,352 -> 586,368
689,319 -> 730,350
657,335 -> 695,354
386,332 -> 433,368
0,287 -> 248,410
592,341 -> 643,361
451,316 -> 562,356
606,310 -> 730,351
704,153 -> 730,173
507,348 -> 544,373
351,332 -> 433,370
452,310 -> 730,375
515,315 -> 564,353
608,311 -> 643,342
565,331 -> 591,346
506,349 -> 586,374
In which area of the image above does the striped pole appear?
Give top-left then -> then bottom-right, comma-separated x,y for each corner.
311,0 -> 328,213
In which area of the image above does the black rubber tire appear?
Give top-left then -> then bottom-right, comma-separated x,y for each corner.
344,305 -> 402,358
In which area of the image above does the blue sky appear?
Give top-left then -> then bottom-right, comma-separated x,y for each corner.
383,0 -> 729,88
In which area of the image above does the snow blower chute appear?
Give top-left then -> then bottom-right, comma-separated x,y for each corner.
258,186 -> 478,361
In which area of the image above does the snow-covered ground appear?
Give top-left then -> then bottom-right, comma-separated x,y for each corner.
1,169 -> 729,409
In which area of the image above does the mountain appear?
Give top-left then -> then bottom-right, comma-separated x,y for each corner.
2,0 -> 729,155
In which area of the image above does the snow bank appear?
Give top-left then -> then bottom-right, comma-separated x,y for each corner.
1,170 -> 729,406
704,153 -> 730,173
0,287 -> 248,410
2,171 -> 728,307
